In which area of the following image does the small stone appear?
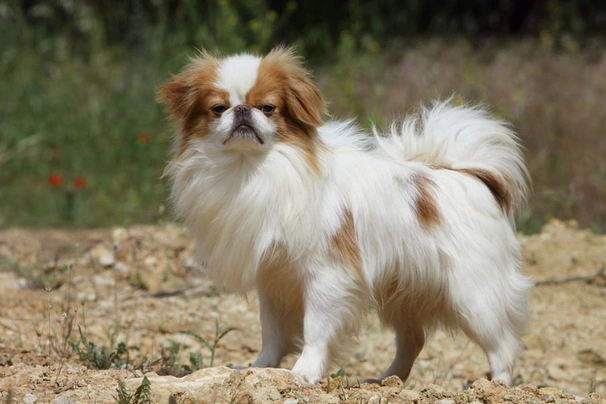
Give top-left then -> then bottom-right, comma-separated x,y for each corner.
471,378 -> 493,390
98,253 -> 114,267
547,364 -> 569,381
51,397 -> 75,404
366,395 -> 385,404
283,399 -> 299,404
114,261 -> 131,277
317,393 -> 340,403
539,387 -> 561,402
268,389 -> 281,400
437,400 -> 455,404
399,390 -> 421,401
23,393 -> 37,404
381,375 -> 403,387
112,227 -> 129,242
423,383 -> 445,394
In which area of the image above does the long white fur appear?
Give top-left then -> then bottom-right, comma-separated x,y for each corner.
165,54 -> 532,385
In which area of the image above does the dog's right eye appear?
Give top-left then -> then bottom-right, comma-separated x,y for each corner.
211,105 -> 227,115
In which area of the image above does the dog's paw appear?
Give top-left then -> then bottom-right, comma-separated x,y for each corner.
291,361 -> 323,384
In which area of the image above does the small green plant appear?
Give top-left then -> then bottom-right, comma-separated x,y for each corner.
0,354 -> 13,366
180,319 -> 235,367
70,325 -> 130,369
115,376 -> 152,404
330,367 -> 346,379
157,340 -> 203,374
326,367 -> 351,399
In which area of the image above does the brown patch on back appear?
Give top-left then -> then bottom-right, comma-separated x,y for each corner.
459,168 -> 511,212
157,54 -> 229,154
331,208 -> 364,280
413,173 -> 440,229
246,47 -> 327,174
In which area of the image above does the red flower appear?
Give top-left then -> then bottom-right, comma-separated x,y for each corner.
137,132 -> 150,145
74,176 -> 87,188
48,173 -> 63,187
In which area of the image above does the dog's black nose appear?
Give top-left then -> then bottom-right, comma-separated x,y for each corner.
234,104 -> 252,114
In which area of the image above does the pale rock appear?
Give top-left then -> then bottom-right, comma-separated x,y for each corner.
399,389 -> 422,401
89,244 -> 114,267
114,261 -> 131,278
366,395 -> 385,404
92,274 -> 113,287
317,393 -> 340,403
111,227 -> 129,242
98,253 -> 114,267
144,255 -> 158,267
538,387 -> 562,402
381,375 -> 403,387
547,364 -> 569,381
23,393 -> 37,404
50,397 -> 74,404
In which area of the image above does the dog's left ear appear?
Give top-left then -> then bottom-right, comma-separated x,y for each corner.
285,68 -> 327,128
266,47 -> 327,128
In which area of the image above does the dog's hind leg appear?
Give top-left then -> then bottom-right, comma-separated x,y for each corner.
370,315 -> 425,383
451,267 -> 531,385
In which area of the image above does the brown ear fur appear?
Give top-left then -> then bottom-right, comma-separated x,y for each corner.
265,47 -> 327,128
156,53 -> 219,122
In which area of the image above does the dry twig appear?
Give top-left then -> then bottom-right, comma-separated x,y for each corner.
535,266 -> 605,286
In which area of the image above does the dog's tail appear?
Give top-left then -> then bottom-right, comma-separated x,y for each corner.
374,99 -> 530,219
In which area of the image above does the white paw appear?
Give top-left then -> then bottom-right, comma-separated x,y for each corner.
491,372 -> 512,386
291,360 -> 324,384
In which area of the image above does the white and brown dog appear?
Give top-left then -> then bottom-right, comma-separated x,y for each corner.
158,47 -> 532,385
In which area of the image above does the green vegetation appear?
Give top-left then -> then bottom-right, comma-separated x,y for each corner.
115,376 -> 152,404
1,1 -> 605,232
180,319 -> 237,368
70,325 -> 133,370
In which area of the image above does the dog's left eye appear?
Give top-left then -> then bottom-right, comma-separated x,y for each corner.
260,105 -> 276,115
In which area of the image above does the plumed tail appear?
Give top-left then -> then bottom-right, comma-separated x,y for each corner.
374,100 -> 530,218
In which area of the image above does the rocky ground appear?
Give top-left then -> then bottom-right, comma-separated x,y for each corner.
0,220 -> 605,403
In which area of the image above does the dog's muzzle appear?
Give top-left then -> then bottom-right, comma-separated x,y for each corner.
224,104 -> 264,144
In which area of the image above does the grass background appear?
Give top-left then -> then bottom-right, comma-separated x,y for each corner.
1,1 -> 605,233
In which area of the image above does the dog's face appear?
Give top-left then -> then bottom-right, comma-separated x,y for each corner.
158,48 -> 327,156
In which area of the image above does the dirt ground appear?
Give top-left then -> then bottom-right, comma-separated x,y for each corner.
0,219 -> 605,403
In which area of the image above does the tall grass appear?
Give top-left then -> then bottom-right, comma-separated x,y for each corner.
0,49 -> 181,227
1,38 -> 605,232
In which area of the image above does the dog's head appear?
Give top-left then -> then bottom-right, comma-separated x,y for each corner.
158,47 -> 327,157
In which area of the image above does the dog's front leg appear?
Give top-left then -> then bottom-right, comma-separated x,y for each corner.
291,267 -> 359,383
252,287 -> 292,368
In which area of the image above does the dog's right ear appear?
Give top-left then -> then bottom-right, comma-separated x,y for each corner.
157,53 -> 219,122
157,74 -> 195,122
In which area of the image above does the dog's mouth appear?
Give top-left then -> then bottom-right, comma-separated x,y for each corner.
224,123 -> 264,145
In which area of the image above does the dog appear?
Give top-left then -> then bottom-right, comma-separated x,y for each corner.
158,47 -> 532,385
